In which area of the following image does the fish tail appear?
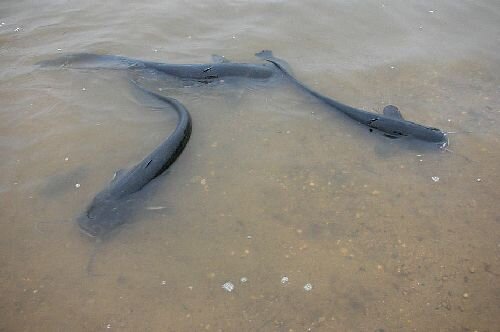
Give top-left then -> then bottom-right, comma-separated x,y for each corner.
36,53 -> 144,70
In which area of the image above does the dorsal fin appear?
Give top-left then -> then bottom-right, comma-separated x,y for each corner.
211,54 -> 230,63
383,105 -> 404,119
255,50 -> 274,60
255,50 -> 294,76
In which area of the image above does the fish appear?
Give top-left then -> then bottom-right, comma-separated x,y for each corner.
255,50 -> 449,148
37,53 -> 278,82
77,84 -> 192,237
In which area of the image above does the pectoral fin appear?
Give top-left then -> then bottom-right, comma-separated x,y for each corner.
383,105 -> 404,119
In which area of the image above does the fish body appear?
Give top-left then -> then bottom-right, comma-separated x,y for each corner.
77,87 -> 192,237
38,53 -> 276,81
255,50 -> 448,148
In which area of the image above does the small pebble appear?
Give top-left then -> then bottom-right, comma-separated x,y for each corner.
463,293 -> 469,298
246,235 -> 252,239
222,281 -> 234,292
64,157 -> 69,161
476,178 -> 481,182
75,183 -> 81,188
106,324 -> 111,329
431,176 -> 440,182
428,10 -> 435,13
240,277 -> 248,283
14,27 -> 21,32
281,276 -> 289,285
82,87 -> 86,91
303,283 -> 313,291
161,280 -> 166,285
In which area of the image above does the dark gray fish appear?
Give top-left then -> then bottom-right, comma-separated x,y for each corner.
255,50 -> 449,148
77,85 -> 192,237
37,53 -> 277,81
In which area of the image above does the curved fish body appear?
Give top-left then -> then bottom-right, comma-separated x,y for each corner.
256,50 -> 448,148
37,53 -> 276,81
77,87 -> 192,237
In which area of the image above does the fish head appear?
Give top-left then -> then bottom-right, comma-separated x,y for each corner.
77,192 -> 130,238
374,117 -> 449,148
413,126 -> 449,148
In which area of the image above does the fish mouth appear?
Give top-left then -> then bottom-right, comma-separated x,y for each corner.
77,213 -> 99,238
79,226 -> 97,238
440,133 -> 450,149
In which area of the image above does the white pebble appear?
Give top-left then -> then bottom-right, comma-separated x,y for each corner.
161,280 -> 166,285
75,183 -> 81,188
431,176 -> 440,182
428,10 -> 435,13
14,27 -> 21,32
82,88 -> 86,91
222,281 -> 234,292
303,283 -> 313,291
64,157 -> 69,161
240,277 -> 248,283
106,324 -> 111,329
57,48 -> 62,51
280,276 -> 289,285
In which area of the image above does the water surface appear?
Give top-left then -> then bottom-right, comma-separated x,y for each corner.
1,1 -> 499,331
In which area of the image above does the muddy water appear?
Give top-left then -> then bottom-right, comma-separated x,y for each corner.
1,1 -> 499,331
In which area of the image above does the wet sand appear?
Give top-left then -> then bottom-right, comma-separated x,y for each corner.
1,1 -> 499,331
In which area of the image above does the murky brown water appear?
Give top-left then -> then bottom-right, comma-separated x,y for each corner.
1,1 -> 499,331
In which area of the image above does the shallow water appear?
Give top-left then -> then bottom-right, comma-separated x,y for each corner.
1,1 -> 499,331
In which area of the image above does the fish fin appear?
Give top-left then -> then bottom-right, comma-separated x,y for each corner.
111,169 -> 126,183
211,54 -> 230,63
383,105 -> 404,119
255,50 -> 274,60
255,50 -> 295,76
